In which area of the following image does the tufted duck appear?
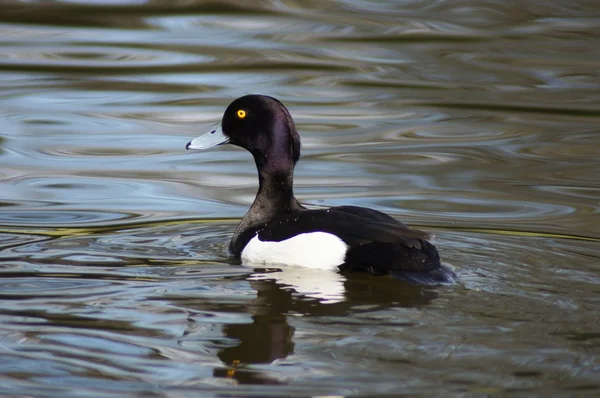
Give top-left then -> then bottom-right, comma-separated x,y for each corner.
186,95 -> 455,284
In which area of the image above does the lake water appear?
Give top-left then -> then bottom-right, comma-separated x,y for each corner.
1,1 -> 599,396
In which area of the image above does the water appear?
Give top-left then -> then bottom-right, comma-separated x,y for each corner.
1,1 -> 599,396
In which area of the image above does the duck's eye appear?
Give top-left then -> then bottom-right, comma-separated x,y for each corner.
236,109 -> 247,119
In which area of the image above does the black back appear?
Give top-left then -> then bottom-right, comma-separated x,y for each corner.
251,205 -> 453,283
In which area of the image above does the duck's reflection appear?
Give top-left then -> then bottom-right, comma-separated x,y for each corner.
211,267 -> 439,384
248,266 -> 347,304
217,277 -> 295,366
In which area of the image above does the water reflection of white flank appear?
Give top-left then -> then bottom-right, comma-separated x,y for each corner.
247,266 -> 346,304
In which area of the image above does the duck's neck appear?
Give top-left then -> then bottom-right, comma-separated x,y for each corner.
229,152 -> 303,256
256,157 -> 296,205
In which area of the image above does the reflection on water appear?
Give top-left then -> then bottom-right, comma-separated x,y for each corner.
249,267 -> 347,303
1,0 -> 599,396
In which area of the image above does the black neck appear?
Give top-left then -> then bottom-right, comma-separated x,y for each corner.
229,150 -> 303,256
255,156 -> 295,207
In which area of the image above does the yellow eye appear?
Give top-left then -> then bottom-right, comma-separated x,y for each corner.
236,109 -> 247,119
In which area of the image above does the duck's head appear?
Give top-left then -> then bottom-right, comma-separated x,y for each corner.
186,95 -> 301,168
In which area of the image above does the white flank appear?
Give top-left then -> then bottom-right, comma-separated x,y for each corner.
241,231 -> 348,270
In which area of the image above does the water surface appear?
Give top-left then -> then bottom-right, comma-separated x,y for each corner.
1,1 -> 599,396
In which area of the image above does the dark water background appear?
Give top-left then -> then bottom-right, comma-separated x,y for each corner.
1,1 -> 599,396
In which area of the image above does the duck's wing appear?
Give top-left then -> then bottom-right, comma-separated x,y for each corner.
257,206 -> 430,249
334,206 -> 431,238
257,206 -> 453,282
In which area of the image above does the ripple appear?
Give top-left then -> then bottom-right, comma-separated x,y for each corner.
0,222 -> 233,265
40,145 -> 164,158
0,45 -> 211,71
534,185 -> 600,202
0,232 -> 49,251
439,232 -> 600,302
0,210 -> 137,227
0,277 -> 117,298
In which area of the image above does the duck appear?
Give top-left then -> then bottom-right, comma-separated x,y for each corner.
186,94 -> 456,284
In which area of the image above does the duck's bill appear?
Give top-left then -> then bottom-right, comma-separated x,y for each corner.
186,125 -> 230,150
